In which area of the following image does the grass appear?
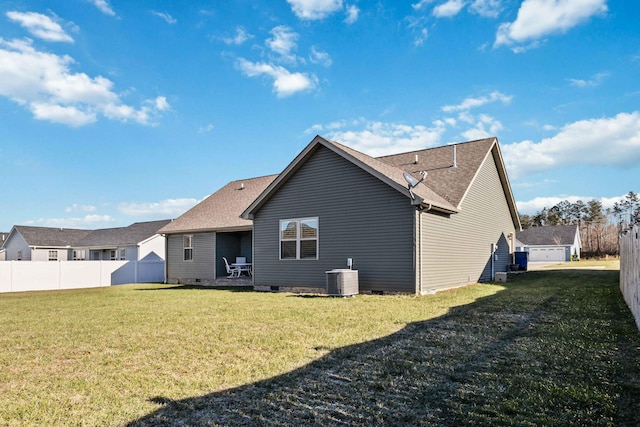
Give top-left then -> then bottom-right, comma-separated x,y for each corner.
1,264 -> 639,426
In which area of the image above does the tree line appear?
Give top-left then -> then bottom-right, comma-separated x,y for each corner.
519,191 -> 640,258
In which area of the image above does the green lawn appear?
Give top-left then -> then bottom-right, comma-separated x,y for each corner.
1,265 -> 639,426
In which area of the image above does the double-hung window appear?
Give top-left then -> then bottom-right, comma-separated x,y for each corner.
279,218 -> 318,260
48,250 -> 58,261
183,235 -> 194,261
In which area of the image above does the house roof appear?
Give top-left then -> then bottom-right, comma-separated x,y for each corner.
159,175 -> 278,234
9,220 -> 171,248
75,219 -> 171,247
516,225 -> 579,246
243,135 -> 521,229
12,226 -> 92,248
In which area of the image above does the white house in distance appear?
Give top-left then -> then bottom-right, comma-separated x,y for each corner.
2,220 -> 171,262
516,224 -> 582,262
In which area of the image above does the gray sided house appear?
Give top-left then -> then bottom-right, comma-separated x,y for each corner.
73,219 -> 171,261
3,226 -> 91,261
0,232 -> 8,260
2,220 -> 170,262
159,175 -> 277,284
243,135 -> 521,294
516,224 -> 582,262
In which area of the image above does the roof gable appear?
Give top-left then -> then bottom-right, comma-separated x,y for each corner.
516,225 -> 579,246
159,174 -> 278,234
243,135 -> 520,227
378,138 -> 495,208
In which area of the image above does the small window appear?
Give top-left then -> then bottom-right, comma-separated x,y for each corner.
48,250 -> 58,261
279,218 -> 318,260
119,249 -> 126,260
183,235 -> 194,261
17,250 -> 22,260
73,250 -> 86,261
109,250 -> 116,260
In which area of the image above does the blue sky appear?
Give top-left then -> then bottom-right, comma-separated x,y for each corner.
0,0 -> 638,231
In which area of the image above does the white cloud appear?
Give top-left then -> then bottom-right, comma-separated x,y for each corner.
0,38 -> 169,126
495,0 -> 608,50
414,28 -> 429,46
236,58 -> 317,97
502,111 -> 640,180
27,214 -> 116,228
412,0 -> 435,10
469,0 -> 501,18
344,5 -> 359,24
442,91 -> 512,112
568,72 -> 609,87
286,0 -> 344,20
266,26 -> 299,63
6,11 -> 74,43
88,0 -> 116,16
222,27 -> 252,45
309,46 -> 332,67
198,123 -> 214,133
118,198 -> 200,216
65,204 -> 97,213
433,0 -> 466,18
460,114 -> 503,140
325,120 -> 447,156
151,11 -> 177,24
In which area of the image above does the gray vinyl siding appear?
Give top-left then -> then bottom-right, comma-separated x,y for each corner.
252,146 -> 415,293
166,232 -> 216,282
419,150 -> 515,291
4,232 -> 30,260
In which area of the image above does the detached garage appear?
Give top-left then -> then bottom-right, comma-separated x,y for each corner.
516,225 -> 582,262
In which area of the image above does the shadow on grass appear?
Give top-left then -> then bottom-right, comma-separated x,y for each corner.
136,285 -> 253,292
127,270 -> 640,426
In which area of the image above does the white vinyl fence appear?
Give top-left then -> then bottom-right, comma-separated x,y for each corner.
0,260 -> 164,293
620,225 -> 640,331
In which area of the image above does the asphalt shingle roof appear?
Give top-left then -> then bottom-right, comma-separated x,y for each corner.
12,220 -> 171,248
377,137 -> 496,208
75,219 -> 171,247
159,175 -> 278,234
516,225 -> 579,246
244,135 -> 516,221
13,226 -> 93,247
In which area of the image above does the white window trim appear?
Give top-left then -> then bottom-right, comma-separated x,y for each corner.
48,250 -> 58,261
119,248 -> 126,260
279,217 -> 319,260
183,234 -> 194,262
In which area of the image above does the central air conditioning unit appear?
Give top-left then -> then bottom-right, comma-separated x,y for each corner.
326,269 -> 359,297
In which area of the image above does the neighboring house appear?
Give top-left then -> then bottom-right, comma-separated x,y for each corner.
242,135 -> 521,294
3,220 -> 171,262
73,219 -> 172,261
0,232 -> 9,260
516,224 -> 582,262
3,226 -> 91,261
159,175 -> 277,284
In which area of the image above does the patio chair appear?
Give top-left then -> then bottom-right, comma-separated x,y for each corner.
223,257 -> 240,278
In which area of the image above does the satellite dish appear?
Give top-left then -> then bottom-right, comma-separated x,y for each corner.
403,171 -> 427,188
403,172 -> 420,188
